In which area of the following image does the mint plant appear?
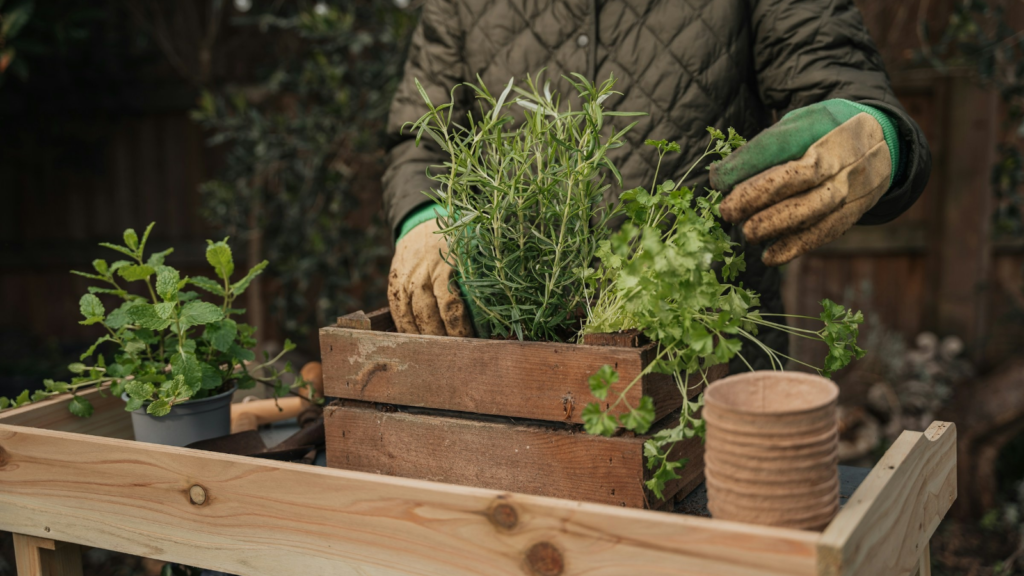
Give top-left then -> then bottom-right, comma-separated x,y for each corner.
580,131 -> 866,497
0,223 -> 314,417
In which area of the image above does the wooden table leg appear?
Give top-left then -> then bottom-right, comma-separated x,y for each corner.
13,534 -> 83,576
916,542 -> 932,576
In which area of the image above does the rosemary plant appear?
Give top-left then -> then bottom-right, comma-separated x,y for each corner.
581,131 -> 866,497
408,73 -> 641,340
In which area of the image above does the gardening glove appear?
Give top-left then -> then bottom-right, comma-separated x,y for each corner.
388,205 -> 474,337
710,100 -> 900,267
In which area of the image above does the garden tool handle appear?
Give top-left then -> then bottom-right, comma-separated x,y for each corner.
230,396 -> 312,433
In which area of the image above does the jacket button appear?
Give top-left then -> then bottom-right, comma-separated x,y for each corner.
577,34 -> 589,47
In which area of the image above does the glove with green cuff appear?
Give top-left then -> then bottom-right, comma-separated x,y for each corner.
388,204 -> 474,337
709,99 -> 901,266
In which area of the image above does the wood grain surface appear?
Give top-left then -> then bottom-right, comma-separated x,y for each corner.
324,402 -> 704,508
817,421 -> 956,576
0,423 -> 819,576
0,386 -> 133,440
320,326 -> 726,425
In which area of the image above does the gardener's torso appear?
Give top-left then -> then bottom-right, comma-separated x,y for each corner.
458,0 -> 767,197
453,0 -> 785,367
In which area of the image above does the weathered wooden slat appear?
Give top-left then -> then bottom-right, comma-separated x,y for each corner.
817,421 -> 956,576
320,326 -> 726,424
0,423 -> 820,576
324,401 -> 703,509
0,386 -> 133,440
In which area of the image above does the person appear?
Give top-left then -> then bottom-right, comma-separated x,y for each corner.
381,0 -> 931,370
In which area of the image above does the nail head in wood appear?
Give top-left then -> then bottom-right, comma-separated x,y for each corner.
189,485 -> 207,506
489,502 -> 518,530
525,542 -> 563,576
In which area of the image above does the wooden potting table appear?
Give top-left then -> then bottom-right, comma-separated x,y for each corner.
0,386 -> 954,576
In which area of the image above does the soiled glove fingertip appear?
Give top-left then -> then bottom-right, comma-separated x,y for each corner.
718,196 -> 744,223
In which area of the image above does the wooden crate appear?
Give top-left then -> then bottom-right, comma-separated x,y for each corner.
0,387 -> 955,576
320,308 -> 728,508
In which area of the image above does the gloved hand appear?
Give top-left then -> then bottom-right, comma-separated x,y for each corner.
387,216 -> 474,337
710,100 -> 899,266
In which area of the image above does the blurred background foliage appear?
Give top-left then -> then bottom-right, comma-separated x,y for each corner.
189,1 -> 413,347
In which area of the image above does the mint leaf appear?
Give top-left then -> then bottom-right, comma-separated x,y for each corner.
79,294 -> 105,323
189,276 -> 225,296
156,266 -> 181,301
206,240 -> 234,281
147,248 -> 174,267
229,343 -> 255,362
68,362 -> 87,374
125,397 -> 145,412
80,335 -> 114,361
69,396 -> 94,418
204,319 -> 237,352
99,242 -> 138,259
200,362 -> 222,390
179,301 -> 224,330
147,399 -> 171,417
123,228 -> 139,251
92,259 -> 109,275
154,301 -> 177,319
105,301 -> 136,330
127,304 -> 174,330
231,260 -> 268,296
118,264 -> 156,282
171,353 -> 203,394
125,381 -> 155,401
13,390 -> 30,407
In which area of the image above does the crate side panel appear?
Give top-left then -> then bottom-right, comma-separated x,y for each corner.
324,404 -> 704,509
320,327 -> 652,423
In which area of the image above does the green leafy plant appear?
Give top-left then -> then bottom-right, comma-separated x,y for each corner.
0,223 -> 315,417
579,131 -> 866,497
409,73 -> 642,340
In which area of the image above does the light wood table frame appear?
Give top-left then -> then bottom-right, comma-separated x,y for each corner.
0,387 -> 954,576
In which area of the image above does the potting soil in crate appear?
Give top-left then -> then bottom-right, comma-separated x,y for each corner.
319,308 -> 726,509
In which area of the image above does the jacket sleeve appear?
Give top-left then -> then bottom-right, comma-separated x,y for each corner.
750,0 -> 931,225
382,0 -> 467,241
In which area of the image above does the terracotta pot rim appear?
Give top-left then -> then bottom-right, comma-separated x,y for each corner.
704,371 -> 839,417
706,434 -> 838,460
705,470 -> 838,498
705,446 -> 839,471
705,456 -> 838,484
703,409 -> 837,437
705,425 -> 839,449
706,480 -> 839,511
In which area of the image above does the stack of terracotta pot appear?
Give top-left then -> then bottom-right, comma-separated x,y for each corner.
703,371 -> 840,531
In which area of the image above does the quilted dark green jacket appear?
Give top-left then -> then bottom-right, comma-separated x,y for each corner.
382,0 -> 931,369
